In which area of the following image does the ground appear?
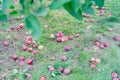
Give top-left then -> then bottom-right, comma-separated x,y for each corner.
0,0 -> 120,80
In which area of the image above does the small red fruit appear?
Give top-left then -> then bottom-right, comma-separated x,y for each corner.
56,37 -> 62,42
90,64 -> 96,69
4,41 -> 9,46
113,78 -> 119,80
94,41 -> 100,46
12,55 -> 18,60
89,19 -> 94,23
26,36 -> 32,41
27,59 -> 33,65
64,45 -> 71,51
68,35 -> 73,40
33,44 -> 37,48
75,34 -> 80,37
103,42 -> 109,47
99,44 -> 105,49
40,76 -> 46,80
61,56 -> 67,61
112,72 -> 118,78
26,40 -> 32,45
33,50 -> 39,55
114,36 -> 120,41
28,48 -> 33,52
19,56 -> 25,61
22,46 -> 27,51
26,73 -> 32,79
58,67 -> 64,73
10,26 -> 14,30
63,68 -> 71,75
49,66 -> 54,72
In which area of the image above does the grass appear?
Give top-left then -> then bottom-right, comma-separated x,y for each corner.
0,0 -> 120,80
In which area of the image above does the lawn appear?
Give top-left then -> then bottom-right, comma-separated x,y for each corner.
0,0 -> 120,80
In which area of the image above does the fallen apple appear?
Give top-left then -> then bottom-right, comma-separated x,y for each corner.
63,68 -> 71,75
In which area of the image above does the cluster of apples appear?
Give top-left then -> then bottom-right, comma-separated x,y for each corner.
48,55 -> 71,76
98,8 -> 112,17
22,36 -> 43,55
111,72 -> 119,80
9,23 -> 24,31
89,57 -> 101,69
48,65 -> 71,75
94,41 -> 109,49
51,31 -> 80,43
12,55 -> 33,65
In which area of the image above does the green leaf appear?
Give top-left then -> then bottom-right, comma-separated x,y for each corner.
82,4 -> 94,14
85,0 -> 92,6
50,0 -> 71,9
19,0 -> 25,9
25,13 -> 42,40
2,0 -> 13,11
10,3 -> 15,9
71,0 -> 81,12
95,0 -> 104,8
34,6 -> 47,16
0,10 -> 7,21
9,10 -> 18,16
64,1 -> 82,20
0,1 -> 2,5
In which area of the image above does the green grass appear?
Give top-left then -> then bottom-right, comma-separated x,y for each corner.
0,0 -> 120,80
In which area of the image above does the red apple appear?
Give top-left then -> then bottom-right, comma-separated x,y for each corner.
12,55 -> 18,60
61,56 -> 67,61
4,41 -> 9,46
114,36 -> 120,41
49,66 -> 54,72
63,68 -> 71,75
10,26 -> 14,30
33,50 -> 39,55
26,36 -> 32,41
94,41 -> 100,46
40,76 -> 46,80
56,37 -> 62,42
27,59 -> 33,65
22,45 -> 27,51
33,44 -> 37,48
103,42 -> 109,47
58,67 -> 64,73
28,48 -> 33,52
26,73 -> 32,79
75,34 -> 80,37
99,44 -> 105,49
26,40 -> 32,45
64,45 -> 71,51
68,35 -> 73,40
89,19 -> 94,23
112,72 -> 118,78
113,78 -> 119,80
90,64 -> 96,69
19,56 -> 25,61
